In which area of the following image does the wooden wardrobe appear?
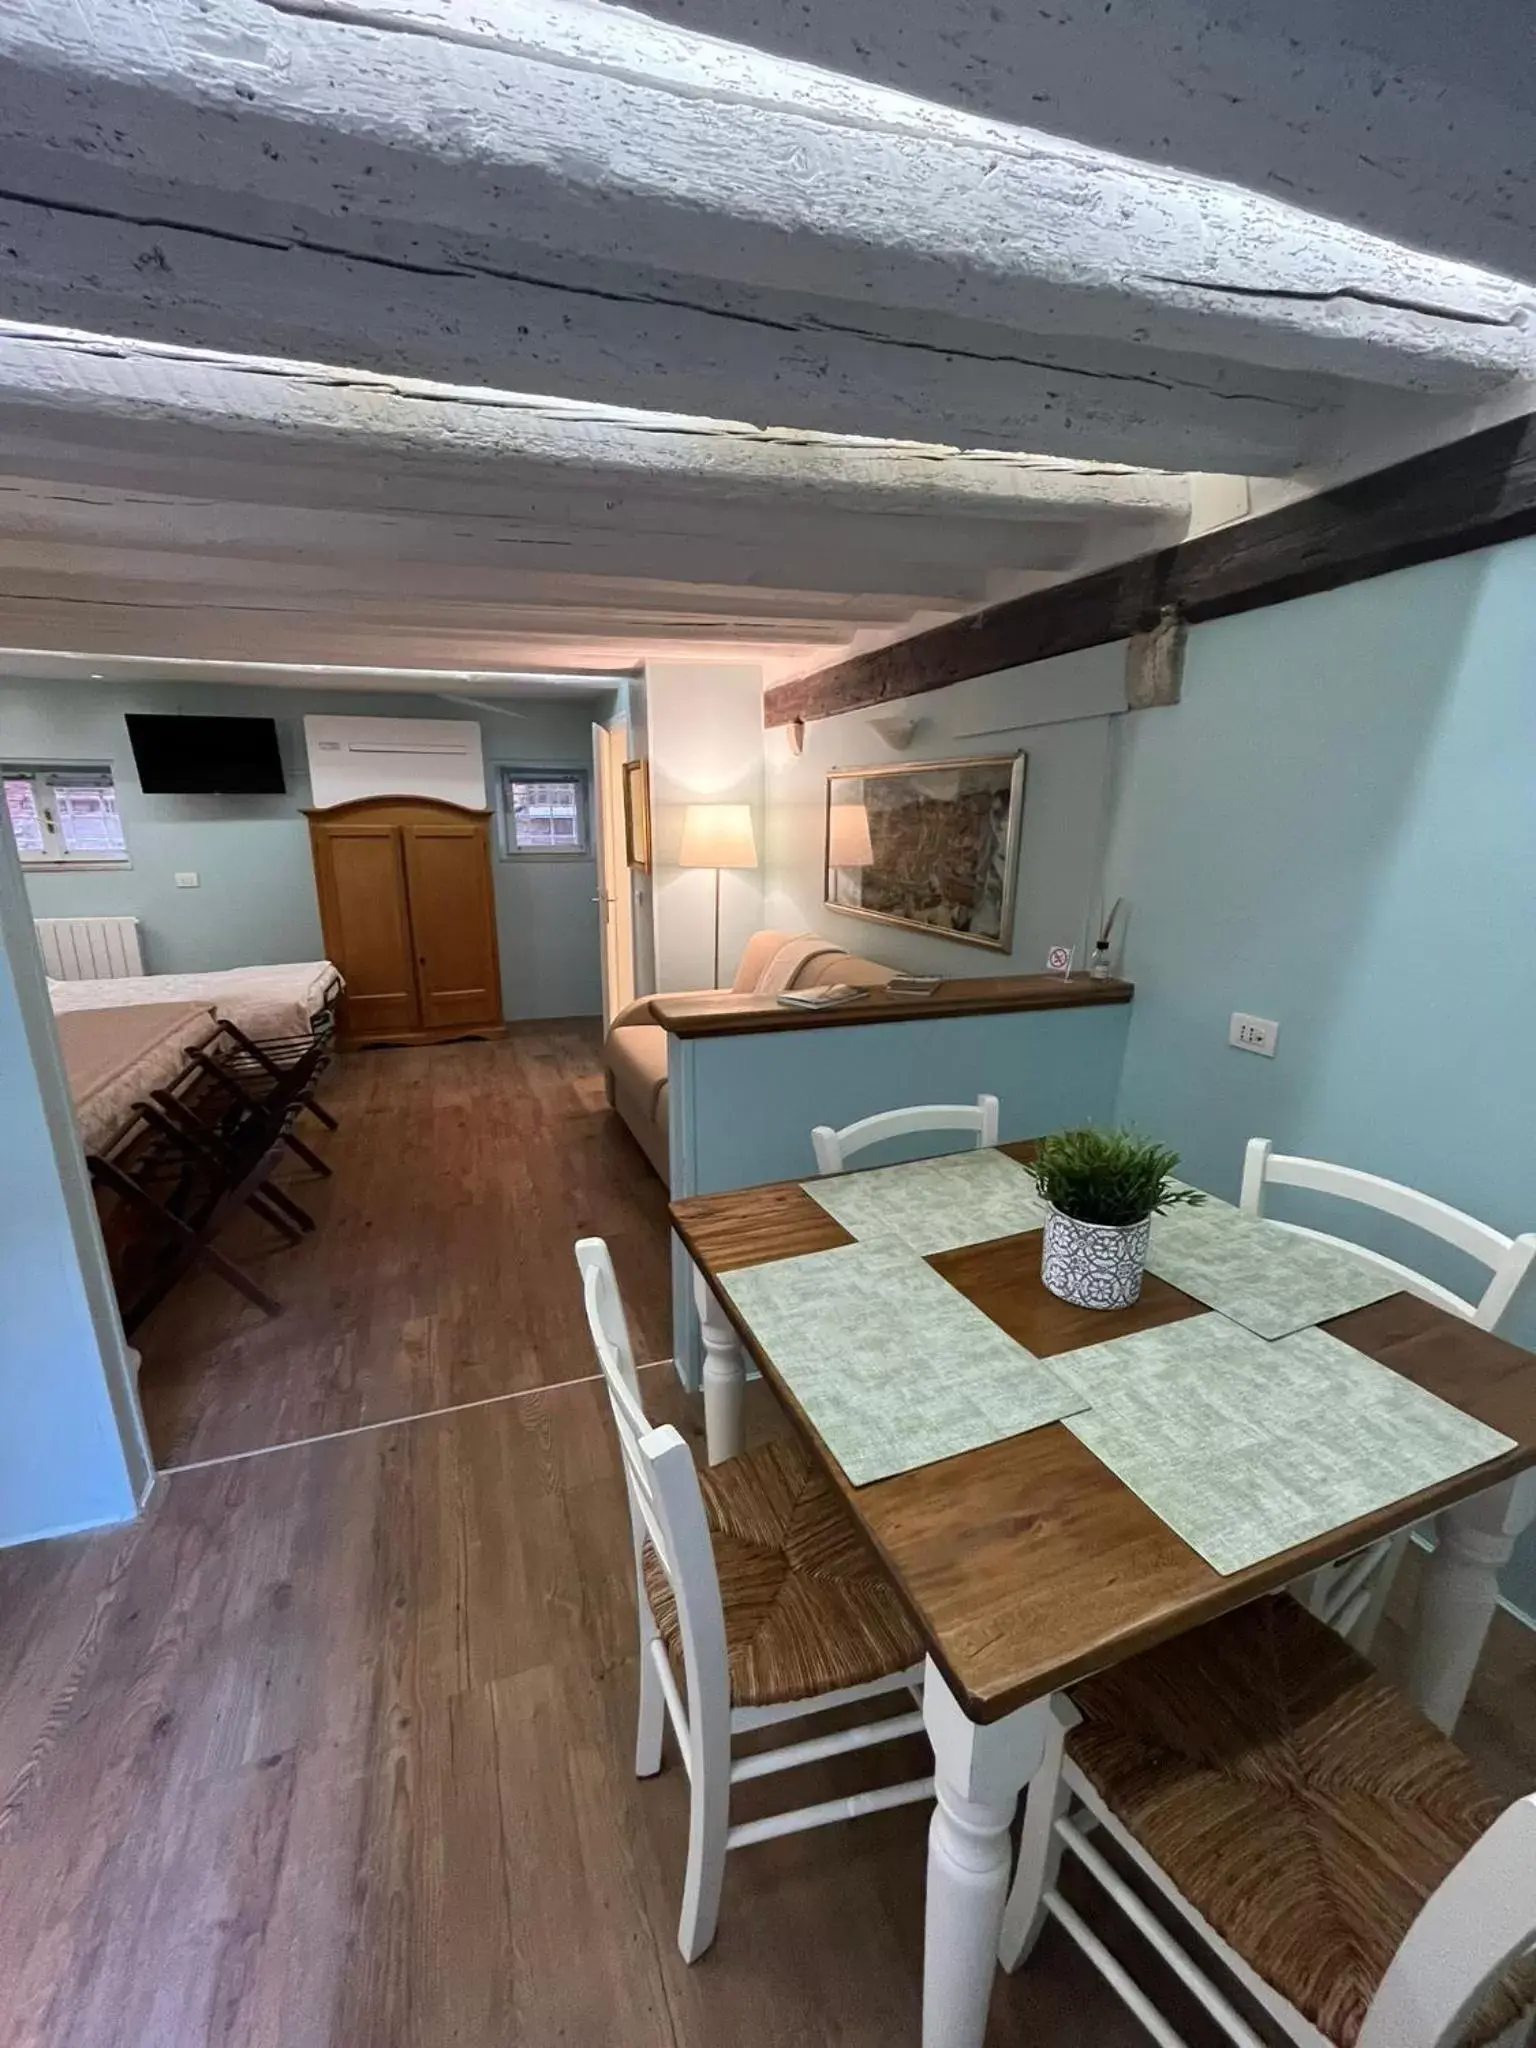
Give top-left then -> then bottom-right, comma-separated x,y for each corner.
306,796 -> 504,1049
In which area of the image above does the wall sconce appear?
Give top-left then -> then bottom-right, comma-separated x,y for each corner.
869,715 -> 923,751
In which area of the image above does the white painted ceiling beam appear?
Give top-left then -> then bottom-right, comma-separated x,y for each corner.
620,0 -> 1536,284
1,0 -> 1532,467
0,474 -> 1087,596
0,321 -> 1190,673
0,331 -> 1190,528
0,327 -> 1178,643
0,516 -> 1056,602
5,0 -> 1524,386
0,550 -> 981,627
0,600 -> 857,659
0,191 -> 1333,475
0,440 -> 1167,568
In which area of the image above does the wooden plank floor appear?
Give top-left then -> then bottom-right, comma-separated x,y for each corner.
4,1366 -> 1534,2048
0,1364 -> 1237,2048
4,1027 -> 1529,2046
136,1023 -> 673,1466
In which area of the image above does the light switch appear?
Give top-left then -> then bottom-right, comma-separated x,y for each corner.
174,871 -> 200,888
1229,1012 -> 1278,1057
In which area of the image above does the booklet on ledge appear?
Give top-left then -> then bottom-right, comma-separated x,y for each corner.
776,984 -> 870,1009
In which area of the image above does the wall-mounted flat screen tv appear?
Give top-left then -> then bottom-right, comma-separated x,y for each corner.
125,714 -> 286,795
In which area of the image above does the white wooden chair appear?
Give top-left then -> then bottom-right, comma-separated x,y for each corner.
999,1595 -> 1536,2048
811,1091 -> 1000,1174
1241,1138 -> 1536,1650
575,1236 -> 933,1962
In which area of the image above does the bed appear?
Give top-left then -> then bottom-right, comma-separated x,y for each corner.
49,961 -> 342,1048
56,1000 -> 219,1157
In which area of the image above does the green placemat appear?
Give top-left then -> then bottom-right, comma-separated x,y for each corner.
802,1147 -> 1049,1256
1147,1196 -> 1401,1339
719,1237 -> 1085,1486
1053,1312 -> 1514,1575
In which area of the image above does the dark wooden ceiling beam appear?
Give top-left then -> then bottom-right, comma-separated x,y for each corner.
763,411 -> 1536,727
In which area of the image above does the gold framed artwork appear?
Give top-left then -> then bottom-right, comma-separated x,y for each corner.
823,753 -> 1026,951
621,758 -> 652,871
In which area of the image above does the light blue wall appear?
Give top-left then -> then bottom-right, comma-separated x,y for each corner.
0,826 -> 150,1545
675,1003 -> 1133,1196
763,644 -> 1124,977
1,680 -> 603,1020
667,1001 -> 1132,1382
1105,535 -> 1536,1605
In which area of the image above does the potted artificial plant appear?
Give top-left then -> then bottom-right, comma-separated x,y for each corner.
1028,1128 -> 1203,1310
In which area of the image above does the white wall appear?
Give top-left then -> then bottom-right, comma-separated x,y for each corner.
645,658 -> 766,989
0,821 -> 152,1546
762,646 -> 1125,975
617,672 -> 659,999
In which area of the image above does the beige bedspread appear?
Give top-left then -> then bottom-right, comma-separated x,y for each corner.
49,961 -> 341,1044
58,1001 -> 218,1155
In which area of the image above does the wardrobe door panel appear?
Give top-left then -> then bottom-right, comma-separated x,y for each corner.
311,824 -> 420,1039
401,820 -> 503,1030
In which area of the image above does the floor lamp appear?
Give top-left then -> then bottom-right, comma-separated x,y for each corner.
678,803 -> 758,988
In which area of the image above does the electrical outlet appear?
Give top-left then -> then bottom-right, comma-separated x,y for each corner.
174,871 -> 200,888
1229,1012 -> 1278,1057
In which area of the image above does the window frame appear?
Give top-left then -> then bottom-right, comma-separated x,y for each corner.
497,764 -> 593,861
3,763 -> 131,870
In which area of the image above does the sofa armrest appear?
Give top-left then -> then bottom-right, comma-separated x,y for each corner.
607,996 -> 661,1033
607,990 -> 718,1035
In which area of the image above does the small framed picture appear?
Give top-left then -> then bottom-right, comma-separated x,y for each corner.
622,759 -> 652,871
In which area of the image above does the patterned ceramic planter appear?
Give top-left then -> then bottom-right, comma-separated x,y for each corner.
1041,1206 -> 1151,1310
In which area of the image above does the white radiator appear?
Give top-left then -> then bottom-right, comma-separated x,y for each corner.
34,915 -> 144,980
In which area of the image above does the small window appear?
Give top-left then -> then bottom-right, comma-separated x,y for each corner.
499,767 -> 590,856
3,765 -> 129,867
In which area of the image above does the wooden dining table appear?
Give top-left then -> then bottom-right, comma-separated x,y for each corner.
671,1141 -> 1536,2048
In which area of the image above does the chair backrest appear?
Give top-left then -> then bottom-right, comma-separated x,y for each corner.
1361,1793 -> 1536,2048
1240,1138 -> 1536,1332
574,1237 -> 729,1704
810,1092 -> 1000,1175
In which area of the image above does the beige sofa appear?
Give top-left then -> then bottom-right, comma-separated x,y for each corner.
604,929 -> 895,1179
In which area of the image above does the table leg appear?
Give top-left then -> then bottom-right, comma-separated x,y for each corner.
694,1268 -> 746,1466
1407,1470 -> 1536,1734
921,1657 -> 1052,2048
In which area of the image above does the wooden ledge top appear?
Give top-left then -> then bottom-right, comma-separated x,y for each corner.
649,972 -> 1133,1039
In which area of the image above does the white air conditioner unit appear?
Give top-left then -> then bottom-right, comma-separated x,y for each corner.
303,715 -> 487,809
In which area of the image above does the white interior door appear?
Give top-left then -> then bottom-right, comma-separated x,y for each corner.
591,722 -> 635,1030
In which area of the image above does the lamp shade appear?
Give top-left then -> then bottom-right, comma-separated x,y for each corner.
827,801 -> 874,868
678,802 -> 758,869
